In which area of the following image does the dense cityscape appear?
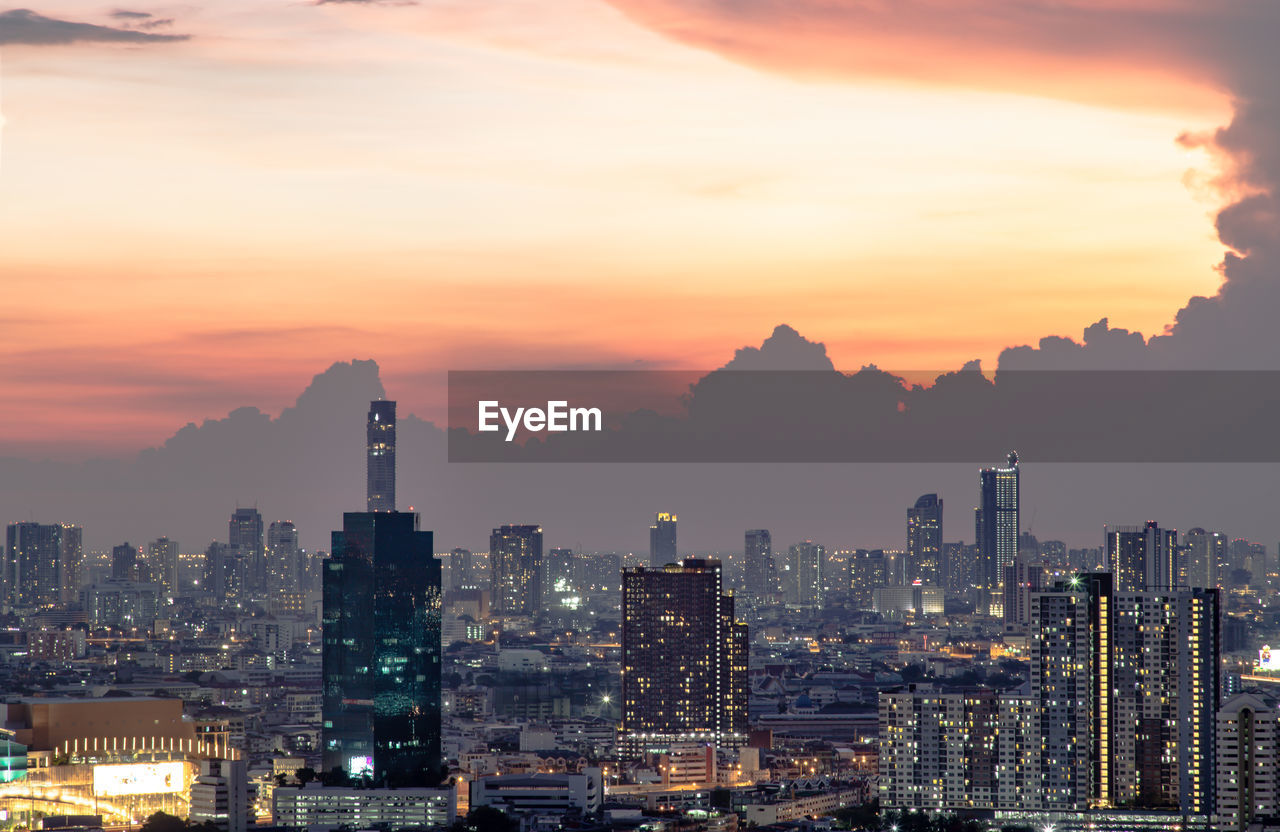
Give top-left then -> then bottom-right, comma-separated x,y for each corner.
1,400 -> 1276,832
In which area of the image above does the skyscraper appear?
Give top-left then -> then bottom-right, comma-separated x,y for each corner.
743,529 -> 774,603
112,541 -> 139,582
148,536 -> 179,597
1182,527 -> 1218,589
229,507 -> 265,588
976,452 -> 1019,589
789,540 -> 824,608
546,547 -> 575,602
489,524 -> 543,617
59,524 -> 83,604
322,511 -> 441,782
1106,521 -> 1178,591
448,547 -> 475,593
619,558 -> 747,757
649,512 -> 677,567
267,521 -> 300,591
906,494 -> 943,585
1214,692 -> 1280,830
367,400 -> 396,512
5,522 -> 64,609
1110,586 -> 1219,813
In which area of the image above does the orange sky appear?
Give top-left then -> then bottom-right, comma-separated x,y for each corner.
0,0 -> 1237,455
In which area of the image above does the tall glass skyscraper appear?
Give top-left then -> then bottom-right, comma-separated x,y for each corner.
489,524 -> 543,617
976,452 -> 1019,589
367,400 -> 396,512
322,511 -> 441,783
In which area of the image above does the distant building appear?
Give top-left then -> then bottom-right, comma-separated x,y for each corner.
490,524 -> 543,617
449,547 -> 475,593
148,537 -> 179,597
788,541 -> 824,608
82,580 -> 160,628
650,512 -> 678,567
619,559 -> 747,756
743,529 -> 774,603
1106,521 -> 1178,591
229,508 -> 265,590
6,522 -> 71,609
976,452 -> 1019,589
367,400 -> 396,512
906,494 -> 943,585
267,521 -> 299,592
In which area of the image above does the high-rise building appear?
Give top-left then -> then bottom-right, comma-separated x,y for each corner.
204,542 -> 246,606
448,547 -> 475,593
322,511 -> 441,782
743,529 -> 774,603
1002,556 -> 1047,632
1214,692 -> 1280,831
148,537 -> 179,597
879,685 -> 998,810
59,524 -> 83,604
267,521 -> 300,592
1106,521 -> 1178,591
490,525 -> 543,617
1182,528 -> 1219,589
229,506 -> 264,590
112,541 -> 140,582
906,494 -> 943,585
976,452 -> 1019,589
367,400 -> 396,512
649,512 -> 677,567
1110,586 -> 1219,813
5,522 -> 65,609
789,540 -> 824,608
546,547 -> 575,601
619,558 -> 747,757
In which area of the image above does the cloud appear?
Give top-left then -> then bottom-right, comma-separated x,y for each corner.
0,8 -> 189,45
109,10 -> 152,20
604,0 -> 1280,369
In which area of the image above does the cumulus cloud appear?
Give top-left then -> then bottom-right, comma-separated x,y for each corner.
0,8 -> 188,45
605,0 -> 1280,369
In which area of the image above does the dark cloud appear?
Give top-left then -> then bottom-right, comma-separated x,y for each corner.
0,8 -> 188,45
109,9 -> 152,19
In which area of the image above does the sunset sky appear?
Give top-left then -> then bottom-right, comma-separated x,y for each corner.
0,0 -> 1250,456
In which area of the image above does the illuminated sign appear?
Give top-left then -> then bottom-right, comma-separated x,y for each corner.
1260,645 -> 1280,672
347,756 -> 373,777
93,762 -> 185,796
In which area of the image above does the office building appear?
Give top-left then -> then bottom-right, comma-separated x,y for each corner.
907,494 -> 943,585
204,542 -> 246,606
148,537 -> 179,597
82,580 -> 160,628
489,524 -> 543,617
546,546 -> 575,604
470,769 -> 602,816
743,529 -> 774,603
789,540 -> 824,608
367,400 -> 396,512
59,524 -> 83,603
322,511 -> 442,781
189,757 -> 254,832
1214,692 -> 1280,831
1002,557 -> 1047,632
274,784 -> 455,830
976,451 -> 1019,588
1106,521 -> 1179,592
650,512 -> 678,567
619,559 -> 748,756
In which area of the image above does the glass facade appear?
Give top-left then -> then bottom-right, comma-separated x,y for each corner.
322,511 -> 441,783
